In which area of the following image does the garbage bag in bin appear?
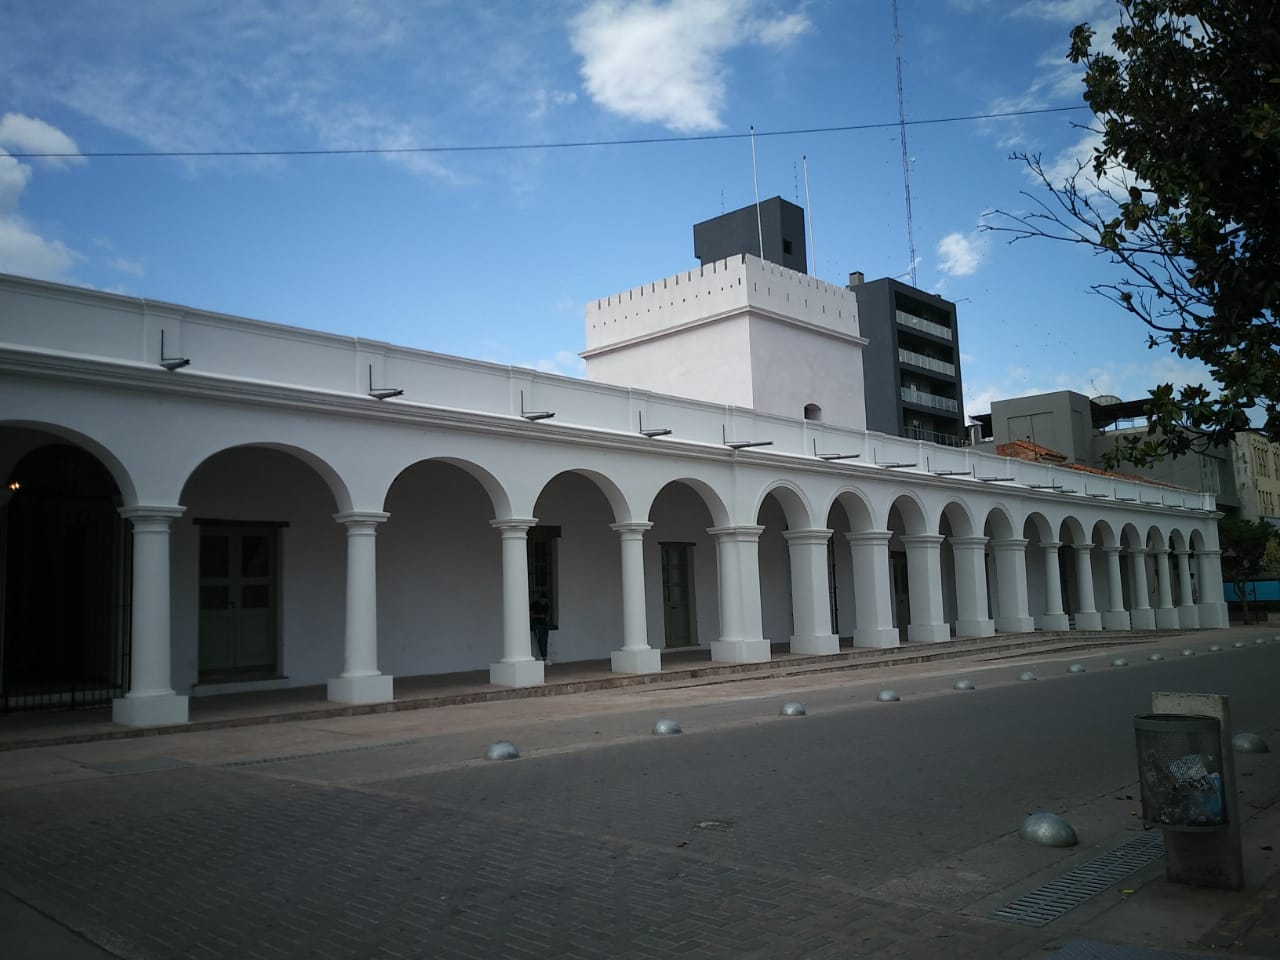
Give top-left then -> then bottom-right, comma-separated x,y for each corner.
1134,714 -> 1226,830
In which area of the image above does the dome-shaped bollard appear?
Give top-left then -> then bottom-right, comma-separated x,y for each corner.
1258,637 -> 1270,645
652,718 -> 683,735
1181,647 -> 1196,657
1112,657 -> 1129,667
779,701 -> 807,717
1148,653 -> 1165,662
1233,732 -> 1270,754
1017,670 -> 1037,682
876,688 -> 901,702
484,740 -> 519,761
952,678 -> 976,691
1233,640 -> 1247,649
1208,644 -> 1223,652
1068,663 -> 1086,674
1019,812 -> 1078,847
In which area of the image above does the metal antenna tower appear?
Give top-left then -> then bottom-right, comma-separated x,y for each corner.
892,0 -> 917,286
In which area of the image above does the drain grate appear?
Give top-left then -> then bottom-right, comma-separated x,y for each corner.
220,737 -> 426,768
991,832 -> 1165,927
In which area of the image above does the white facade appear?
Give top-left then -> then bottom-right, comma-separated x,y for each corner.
582,255 -> 868,429
0,272 -> 1228,729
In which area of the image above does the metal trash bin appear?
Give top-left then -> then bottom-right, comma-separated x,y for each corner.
1134,714 -> 1226,831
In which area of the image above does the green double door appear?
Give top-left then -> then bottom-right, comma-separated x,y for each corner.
661,543 -> 695,648
198,528 -> 279,678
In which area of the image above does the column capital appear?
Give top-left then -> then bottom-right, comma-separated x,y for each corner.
948,536 -> 989,550
1126,546 -> 1148,557
993,537 -> 1029,552
1173,547 -> 1191,557
900,533 -> 945,549
1072,542 -> 1094,554
846,529 -> 893,545
119,504 -> 186,524
1197,548 -> 1221,559
1102,544 -> 1124,555
1041,540 -> 1063,551
490,517 -> 538,536
1153,547 -> 1170,558
782,528 -> 833,545
334,510 -> 389,528
610,521 -> 654,537
707,524 -> 766,542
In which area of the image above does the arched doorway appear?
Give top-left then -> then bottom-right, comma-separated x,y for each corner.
2,442 -> 129,711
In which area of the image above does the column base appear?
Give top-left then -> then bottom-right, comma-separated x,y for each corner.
1196,602 -> 1228,629
1130,607 -> 1156,630
489,659 -> 545,687
995,615 -> 1036,634
710,638 -> 771,664
907,622 -> 950,643
1037,613 -> 1071,632
611,647 -> 662,674
954,618 -> 995,639
1101,610 -> 1132,630
853,626 -> 900,649
1073,611 -> 1103,631
1177,604 -> 1200,630
1154,607 -> 1180,629
789,633 -> 839,656
327,673 -> 395,704
112,692 -> 188,727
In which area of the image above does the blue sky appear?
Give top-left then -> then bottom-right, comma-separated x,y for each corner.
0,0 -> 1213,416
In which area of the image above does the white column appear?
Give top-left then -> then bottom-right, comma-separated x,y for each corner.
1101,546 -> 1131,630
328,511 -> 395,704
1128,548 -> 1156,629
992,538 -> 1035,633
1174,548 -> 1200,629
488,518 -> 544,686
1195,548 -> 1229,629
783,528 -> 839,655
950,536 -> 995,638
1153,548 -> 1179,628
113,506 -> 189,727
1071,544 -> 1103,630
707,525 -> 770,663
1038,541 -> 1071,631
610,521 -> 660,673
901,534 -> 949,643
846,530 -> 899,648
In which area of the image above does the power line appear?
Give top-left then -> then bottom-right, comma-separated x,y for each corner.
5,104 -> 1087,160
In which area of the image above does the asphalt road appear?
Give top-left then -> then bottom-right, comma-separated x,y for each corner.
1,641 -> 1278,960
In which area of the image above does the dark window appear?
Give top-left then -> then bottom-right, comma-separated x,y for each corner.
803,403 -> 822,421
782,239 -> 793,255
527,526 -> 562,629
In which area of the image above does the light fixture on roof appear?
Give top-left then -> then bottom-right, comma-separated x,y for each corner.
6,480 -> 19,492
977,474 -> 1016,483
520,390 -> 554,421
926,456 -> 968,477
638,412 -> 671,438
367,364 -> 403,400
873,450 -> 916,469
159,330 -> 190,371
1027,483 -> 1064,491
722,425 -> 772,450
814,439 -> 859,461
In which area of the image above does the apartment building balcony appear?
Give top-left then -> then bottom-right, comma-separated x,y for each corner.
901,387 -> 959,413
895,309 -> 953,341
897,347 -> 955,377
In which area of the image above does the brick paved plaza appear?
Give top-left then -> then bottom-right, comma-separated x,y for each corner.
1,637 -> 1278,959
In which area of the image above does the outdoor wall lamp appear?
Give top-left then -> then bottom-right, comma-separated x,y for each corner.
520,390 -> 554,421
638,412 -> 671,438
159,330 -> 190,371
722,424 -> 771,450
814,439 -> 858,461
367,364 -> 403,400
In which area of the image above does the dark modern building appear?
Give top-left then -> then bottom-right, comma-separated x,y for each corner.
848,275 -> 966,446
693,197 -> 808,273
691,199 -> 966,446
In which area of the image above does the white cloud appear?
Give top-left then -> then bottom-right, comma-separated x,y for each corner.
569,0 -> 811,132
937,231 -> 985,276
107,255 -> 146,277
0,217 -> 76,280
0,113 -> 83,168
0,152 -> 32,212
532,350 -> 587,378
1014,0 -> 1112,21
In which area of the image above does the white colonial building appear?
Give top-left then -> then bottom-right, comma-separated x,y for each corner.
0,260 -> 1226,728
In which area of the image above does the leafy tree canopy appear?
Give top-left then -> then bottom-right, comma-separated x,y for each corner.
986,0 -> 1280,467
